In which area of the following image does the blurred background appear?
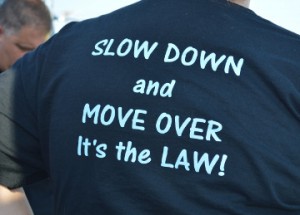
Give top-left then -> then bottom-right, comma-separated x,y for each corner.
43,0 -> 300,35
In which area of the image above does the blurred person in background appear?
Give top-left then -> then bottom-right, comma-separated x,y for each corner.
0,0 -> 53,214
0,0 -> 300,214
0,0 -> 52,72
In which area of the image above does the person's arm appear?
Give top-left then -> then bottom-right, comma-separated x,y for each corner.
0,185 -> 33,215
0,37 -> 56,215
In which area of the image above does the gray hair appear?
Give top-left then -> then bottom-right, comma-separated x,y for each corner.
0,0 -> 52,35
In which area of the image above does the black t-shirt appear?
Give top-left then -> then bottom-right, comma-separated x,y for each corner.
23,179 -> 54,215
1,0 -> 300,214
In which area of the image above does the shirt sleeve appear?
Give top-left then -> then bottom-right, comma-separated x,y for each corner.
0,42 -> 51,189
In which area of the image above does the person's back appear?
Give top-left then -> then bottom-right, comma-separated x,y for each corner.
0,0 -> 300,214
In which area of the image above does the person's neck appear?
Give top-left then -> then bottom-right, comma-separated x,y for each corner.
228,0 -> 250,8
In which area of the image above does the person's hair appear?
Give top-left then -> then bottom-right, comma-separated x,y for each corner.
0,0 -> 52,35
